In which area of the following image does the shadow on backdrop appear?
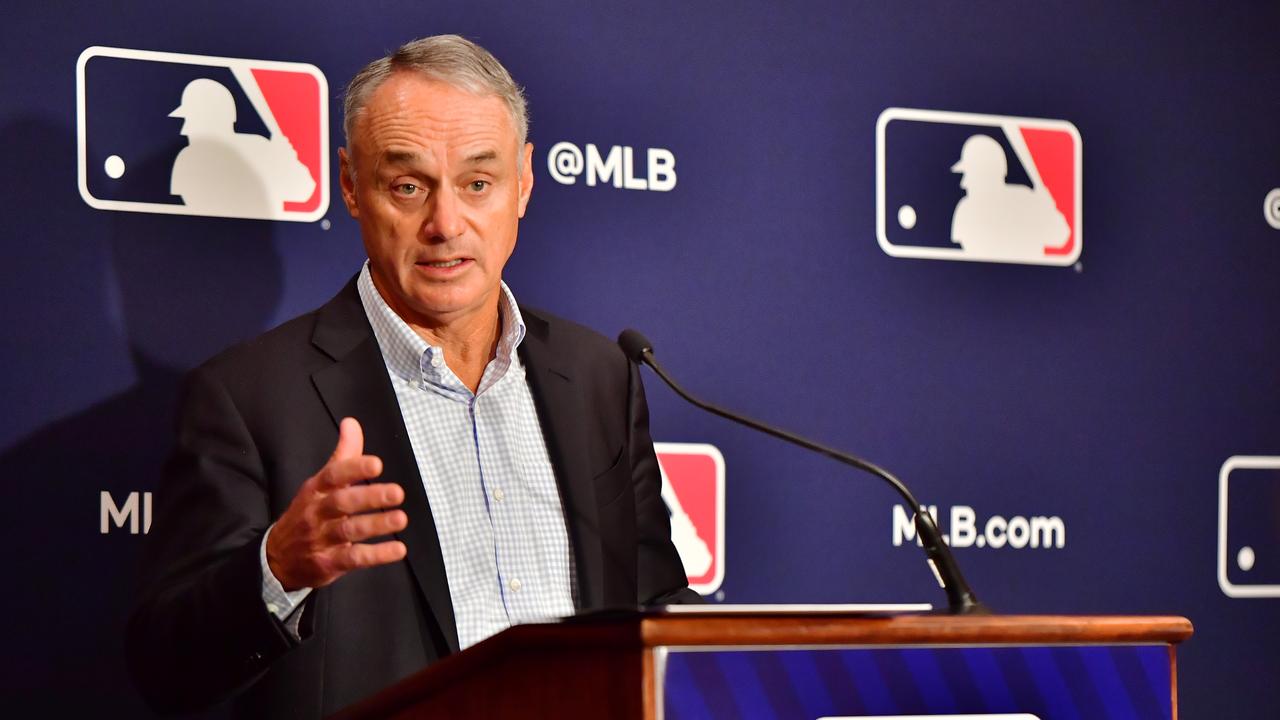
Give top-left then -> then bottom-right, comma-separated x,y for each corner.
0,119 -> 283,718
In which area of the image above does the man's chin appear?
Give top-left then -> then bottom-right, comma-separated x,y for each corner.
401,290 -> 499,328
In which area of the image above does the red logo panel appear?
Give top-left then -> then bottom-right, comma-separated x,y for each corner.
655,443 -> 725,595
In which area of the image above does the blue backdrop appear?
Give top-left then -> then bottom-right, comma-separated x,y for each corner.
1,1 -> 1276,717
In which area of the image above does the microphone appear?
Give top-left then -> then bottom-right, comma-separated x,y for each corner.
618,328 -> 986,614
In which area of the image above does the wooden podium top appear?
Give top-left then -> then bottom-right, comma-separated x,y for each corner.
636,610 -> 1194,646
422,609 -> 1193,655
332,611 -> 1193,720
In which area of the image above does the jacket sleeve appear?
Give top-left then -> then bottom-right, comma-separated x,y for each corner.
626,360 -> 705,606
126,366 -> 307,714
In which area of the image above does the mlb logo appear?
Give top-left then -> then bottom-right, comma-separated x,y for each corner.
655,443 -> 725,595
1218,456 -> 1280,599
76,46 -> 329,222
876,108 -> 1082,266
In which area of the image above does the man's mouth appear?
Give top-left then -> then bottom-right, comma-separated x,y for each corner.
421,259 -> 465,268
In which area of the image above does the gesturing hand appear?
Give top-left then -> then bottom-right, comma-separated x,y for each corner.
266,417 -> 408,591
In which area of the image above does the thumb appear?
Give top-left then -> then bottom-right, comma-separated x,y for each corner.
332,417 -> 364,461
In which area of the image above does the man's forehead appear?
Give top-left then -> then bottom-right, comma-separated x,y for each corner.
352,72 -> 515,151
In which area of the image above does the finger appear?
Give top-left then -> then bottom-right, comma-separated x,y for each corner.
330,417 -> 365,462
321,483 -> 405,517
315,454 -> 384,491
328,540 -> 407,572
322,509 -> 408,544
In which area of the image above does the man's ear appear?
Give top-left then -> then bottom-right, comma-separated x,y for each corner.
338,147 -> 359,218
516,142 -> 534,219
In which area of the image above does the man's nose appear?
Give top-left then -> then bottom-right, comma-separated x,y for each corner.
425,187 -> 466,241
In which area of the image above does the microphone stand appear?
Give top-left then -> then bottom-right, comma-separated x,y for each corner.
619,330 -> 986,615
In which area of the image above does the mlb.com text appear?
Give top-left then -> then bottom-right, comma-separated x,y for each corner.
893,505 -> 1066,550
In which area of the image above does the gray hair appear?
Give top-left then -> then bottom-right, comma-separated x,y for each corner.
342,35 -> 528,160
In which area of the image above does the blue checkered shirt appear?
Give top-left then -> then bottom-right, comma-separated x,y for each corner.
261,264 -> 577,649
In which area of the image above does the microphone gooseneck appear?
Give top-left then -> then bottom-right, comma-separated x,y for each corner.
619,328 -> 986,615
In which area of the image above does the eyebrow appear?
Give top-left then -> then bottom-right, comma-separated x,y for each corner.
464,150 -> 499,165
376,149 -> 499,170
379,150 -> 422,167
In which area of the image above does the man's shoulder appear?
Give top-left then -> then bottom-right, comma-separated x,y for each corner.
187,311 -> 319,402
520,305 -> 624,360
196,280 -> 360,386
206,311 -> 318,368
518,305 -> 636,394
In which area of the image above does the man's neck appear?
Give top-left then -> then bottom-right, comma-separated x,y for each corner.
411,309 -> 501,394
368,271 -> 503,394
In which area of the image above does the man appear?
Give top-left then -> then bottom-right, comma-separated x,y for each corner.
128,35 -> 698,717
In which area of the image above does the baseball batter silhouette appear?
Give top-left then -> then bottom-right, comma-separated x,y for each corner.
950,134 -> 1069,261
169,78 -> 314,217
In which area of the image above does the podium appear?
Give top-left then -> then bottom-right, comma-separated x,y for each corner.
331,609 -> 1192,719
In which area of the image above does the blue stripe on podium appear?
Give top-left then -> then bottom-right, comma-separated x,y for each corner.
663,645 -> 1172,719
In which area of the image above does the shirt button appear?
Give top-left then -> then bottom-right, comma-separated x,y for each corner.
509,578 -> 522,592
430,353 -> 443,368
493,487 -> 505,502
266,603 -> 280,614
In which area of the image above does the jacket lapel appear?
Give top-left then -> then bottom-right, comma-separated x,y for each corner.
518,309 -> 606,610
309,279 -> 459,653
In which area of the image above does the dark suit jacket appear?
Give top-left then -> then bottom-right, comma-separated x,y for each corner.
127,278 -> 699,717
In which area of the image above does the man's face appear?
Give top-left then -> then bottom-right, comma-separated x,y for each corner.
339,72 -> 533,331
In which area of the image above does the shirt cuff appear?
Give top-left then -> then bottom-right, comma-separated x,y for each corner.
260,524 -> 312,637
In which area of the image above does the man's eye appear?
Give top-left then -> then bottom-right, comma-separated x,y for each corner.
468,180 -> 489,192
394,183 -> 420,196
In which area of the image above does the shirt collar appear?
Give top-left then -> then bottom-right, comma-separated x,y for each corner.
356,262 -> 527,389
